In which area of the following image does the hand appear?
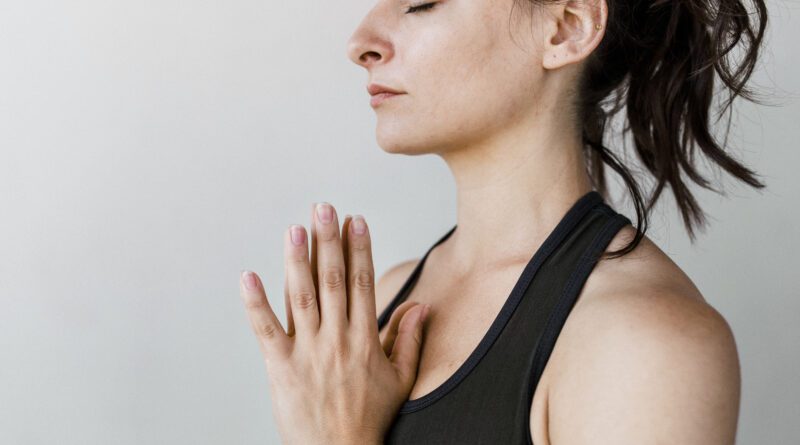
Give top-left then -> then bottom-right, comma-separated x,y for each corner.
239,202 -> 431,445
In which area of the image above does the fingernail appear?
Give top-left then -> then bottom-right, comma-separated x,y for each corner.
290,224 -> 306,245
352,215 -> 366,235
241,270 -> 257,290
316,202 -> 333,224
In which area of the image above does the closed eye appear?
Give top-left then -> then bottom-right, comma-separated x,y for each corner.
405,2 -> 437,14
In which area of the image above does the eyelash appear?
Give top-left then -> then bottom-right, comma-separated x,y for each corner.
405,2 -> 436,14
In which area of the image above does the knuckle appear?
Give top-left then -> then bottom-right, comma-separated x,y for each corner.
287,254 -> 306,265
255,321 -> 280,339
243,296 -> 269,310
349,241 -> 370,253
317,228 -> 338,243
321,267 -> 345,290
292,290 -> 316,309
353,270 -> 374,291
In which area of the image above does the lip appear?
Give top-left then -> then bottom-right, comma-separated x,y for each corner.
367,83 -> 404,96
370,92 -> 403,107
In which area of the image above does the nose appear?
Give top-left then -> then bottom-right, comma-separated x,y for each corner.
346,32 -> 391,70
346,38 -> 383,68
345,8 -> 393,69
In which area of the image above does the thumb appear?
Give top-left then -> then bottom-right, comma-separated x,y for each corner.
389,303 -> 430,386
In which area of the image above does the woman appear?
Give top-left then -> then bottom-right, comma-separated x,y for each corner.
239,0 -> 769,443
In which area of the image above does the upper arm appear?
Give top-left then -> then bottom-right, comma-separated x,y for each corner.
374,258 -> 421,319
548,292 -> 741,445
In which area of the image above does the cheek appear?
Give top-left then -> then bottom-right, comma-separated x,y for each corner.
380,8 -> 542,151
419,32 -> 537,133
416,13 -> 538,116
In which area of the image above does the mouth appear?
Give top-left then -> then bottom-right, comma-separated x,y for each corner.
367,83 -> 405,96
370,92 -> 404,107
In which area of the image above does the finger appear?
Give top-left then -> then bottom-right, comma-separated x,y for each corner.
380,300 -> 423,357
283,271 -> 295,337
240,270 -> 291,365
283,226 -> 297,338
312,202 -> 348,334
389,304 -> 430,386
285,223 -> 321,337
347,215 -> 379,340
341,214 -> 353,297
309,202 -> 319,292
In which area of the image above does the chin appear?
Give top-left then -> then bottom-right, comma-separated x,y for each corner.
376,139 -> 431,156
374,125 -> 428,155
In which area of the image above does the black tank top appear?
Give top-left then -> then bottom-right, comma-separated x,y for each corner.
376,190 -> 632,444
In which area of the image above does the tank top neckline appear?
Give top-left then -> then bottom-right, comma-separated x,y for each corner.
377,189 -> 606,413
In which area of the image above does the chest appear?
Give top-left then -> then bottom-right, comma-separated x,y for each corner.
377,261 -> 559,443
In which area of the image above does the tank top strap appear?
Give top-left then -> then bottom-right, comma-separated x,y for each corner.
376,224 -> 456,329
378,192 -> 632,444
529,206 -> 631,388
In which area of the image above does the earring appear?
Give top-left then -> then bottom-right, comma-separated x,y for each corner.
595,24 -> 602,30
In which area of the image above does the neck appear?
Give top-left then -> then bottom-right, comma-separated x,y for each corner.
437,112 -> 593,273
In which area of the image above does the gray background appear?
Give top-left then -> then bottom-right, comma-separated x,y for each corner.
1,1 -> 797,443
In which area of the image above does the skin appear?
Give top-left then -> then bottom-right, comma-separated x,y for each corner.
345,0 -> 741,444
239,0 -> 741,443
239,206 -> 431,444
373,226 -> 741,444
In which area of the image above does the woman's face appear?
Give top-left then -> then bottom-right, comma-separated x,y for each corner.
346,0 -> 553,155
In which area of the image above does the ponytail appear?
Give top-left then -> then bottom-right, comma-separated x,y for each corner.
523,0 -> 770,259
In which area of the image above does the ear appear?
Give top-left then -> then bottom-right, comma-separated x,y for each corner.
541,0 -> 607,70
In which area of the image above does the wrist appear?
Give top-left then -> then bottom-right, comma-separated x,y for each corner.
331,429 -> 384,445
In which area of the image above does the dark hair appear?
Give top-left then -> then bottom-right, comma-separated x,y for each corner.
515,0 -> 770,260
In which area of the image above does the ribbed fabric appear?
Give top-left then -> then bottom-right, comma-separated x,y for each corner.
377,190 -> 632,444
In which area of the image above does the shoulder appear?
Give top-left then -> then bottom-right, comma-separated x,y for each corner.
545,226 -> 741,444
374,257 -> 421,317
